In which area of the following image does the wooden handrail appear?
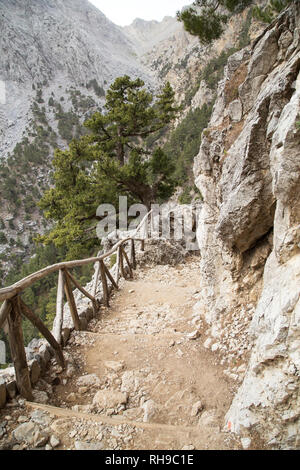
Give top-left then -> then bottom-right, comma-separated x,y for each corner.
0,236 -> 145,302
0,211 -> 152,401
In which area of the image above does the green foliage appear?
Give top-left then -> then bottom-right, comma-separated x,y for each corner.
110,254 -> 117,268
204,48 -> 237,90
55,104 -> 83,141
0,231 -> 8,244
178,186 -> 193,205
39,76 -> 179,257
253,0 -> 293,23
177,0 -> 253,44
86,79 -> 105,97
68,88 -> 96,114
164,103 -> 214,185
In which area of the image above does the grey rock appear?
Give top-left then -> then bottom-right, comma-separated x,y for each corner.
13,422 -> 38,445
32,390 -> 49,404
228,99 -> 243,122
30,410 -> 51,426
49,435 -> 60,448
93,390 -> 128,409
74,440 -> 104,451
76,374 -> 101,387
142,399 -> 159,423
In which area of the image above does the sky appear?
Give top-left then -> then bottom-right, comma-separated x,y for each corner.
89,0 -> 189,27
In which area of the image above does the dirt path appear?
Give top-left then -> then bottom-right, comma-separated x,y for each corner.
38,257 -> 240,450
1,256 -> 241,450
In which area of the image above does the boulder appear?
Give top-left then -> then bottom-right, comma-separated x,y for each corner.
93,390 -> 128,409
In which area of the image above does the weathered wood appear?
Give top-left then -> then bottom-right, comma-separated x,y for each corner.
122,246 -> 133,279
133,209 -> 153,238
0,236 -> 145,302
103,263 -> 119,290
52,269 -> 64,345
64,273 -> 81,331
119,246 -> 127,279
0,300 -> 12,330
130,239 -> 136,270
65,269 -> 98,316
19,299 -> 65,368
7,297 -> 33,400
92,261 -> 101,298
115,246 -> 121,285
100,261 -> 109,307
65,269 -> 96,303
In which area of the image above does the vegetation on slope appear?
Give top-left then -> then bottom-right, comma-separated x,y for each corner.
177,0 -> 294,45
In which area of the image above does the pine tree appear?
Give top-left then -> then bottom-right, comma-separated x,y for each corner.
177,0 -> 294,44
177,0 -> 253,44
38,76 -> 179,258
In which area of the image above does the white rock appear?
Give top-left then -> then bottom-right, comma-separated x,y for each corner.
191,401 -> 204,417
50,435 -> 60,448
32,390 -> 49,404
76,374 -> 101,387
104,361 -> 125,373
142,399 -> 159,423
13,422 -> 38,445
93,390 -> 128,409
241,438 -> 252,450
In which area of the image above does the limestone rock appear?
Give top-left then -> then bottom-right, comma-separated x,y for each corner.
92,390 -> 128,409
104,361 -> 125,373
49,435 -> 60,448
142,399 -> 160,423
76,374 -> 101,387
191,401 -> 204,417
75,440 -> 104,451
13,422 -> 38,445
32,390 -> 49,404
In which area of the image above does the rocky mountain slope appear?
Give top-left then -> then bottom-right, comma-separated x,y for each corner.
193,3 -> 300,449
0,0 -> 256,279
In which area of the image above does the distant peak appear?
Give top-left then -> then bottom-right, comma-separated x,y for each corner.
131,17 -> 159,26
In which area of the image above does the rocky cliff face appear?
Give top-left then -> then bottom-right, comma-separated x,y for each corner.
193,4 -> 300,449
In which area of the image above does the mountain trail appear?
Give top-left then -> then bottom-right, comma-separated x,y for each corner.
14,256 -> 244,450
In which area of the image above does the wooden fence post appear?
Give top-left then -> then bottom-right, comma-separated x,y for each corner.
19,299 -> 65,368
63,272 -> 81,331
119,245 -> 127,279
92,261 -> 101,298
7,296 -> 33,401
130,239 -> 136,270
122,246 -> 133,279
100,261 -> 109,307
53,269 -> 65,344
0,300 -> 12,330
65,269 -> 99,316
115,246 -> 121,285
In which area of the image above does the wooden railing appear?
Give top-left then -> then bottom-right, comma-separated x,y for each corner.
0,211 -> 152,401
